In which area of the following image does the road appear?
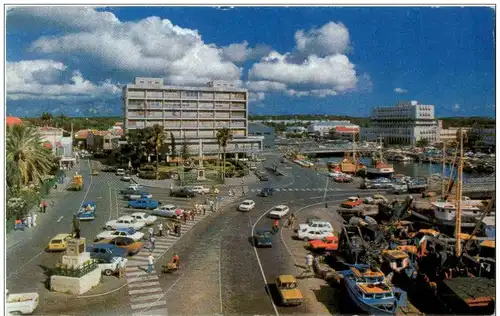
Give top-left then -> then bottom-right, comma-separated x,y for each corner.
7,154 -> 374,315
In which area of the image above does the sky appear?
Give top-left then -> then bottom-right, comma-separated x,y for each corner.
5,6 -> 496,118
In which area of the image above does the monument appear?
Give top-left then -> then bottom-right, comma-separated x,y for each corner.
196,139 -> 206,181
50,215 -> 101,295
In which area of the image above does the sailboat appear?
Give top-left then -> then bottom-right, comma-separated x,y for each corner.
366,137 -> 394,178
333,133 -> 366,174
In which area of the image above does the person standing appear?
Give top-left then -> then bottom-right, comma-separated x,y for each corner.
26,214 -> 32,228
158,222 -> 163,237
118,258 -> 126,278
41,200 -> 48,213
32,212 -> 37,227
190,210 -> 195,221
305,253 -> 314,277
177,223 -> 182,236
147,253 -> 154,273
148,226 -> 154,239
150,236 -> 156,251
183,212 -> 188,224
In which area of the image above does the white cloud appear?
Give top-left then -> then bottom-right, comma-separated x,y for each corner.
248,22 -> 364,98
6,59 -> 120,100
294,21 -> 350,56
221,41 -> 272,63
453,103 -> 460,111
394,87 -> 408,94
13,7 -> 242,86
248,92 -> 266,103
246,80 -> 287,92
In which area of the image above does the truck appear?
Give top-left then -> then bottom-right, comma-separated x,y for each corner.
72,174 -> 83,191
6,290 -> 39,315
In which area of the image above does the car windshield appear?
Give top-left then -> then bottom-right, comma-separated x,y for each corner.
257,231 -> 272,238
51,239 -> 62,244
282,282 -> 297,289
242,202 -> 252,205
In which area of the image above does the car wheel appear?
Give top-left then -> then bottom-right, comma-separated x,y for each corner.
104,269 -> 113,276
303,237 -> 309,241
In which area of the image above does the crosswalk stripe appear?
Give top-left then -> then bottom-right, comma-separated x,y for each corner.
128,256 -> 150,262
306,188 -> 311,191
127,280 -> 160,289
126,270 -> 149,277
133,308 -> 168,316
130,293 -> 164,302
126,266 -> 141,272
127,274 -> 159,283
152,241 -> 171,246
129,287 -> 163,295
131,299 -> 167,310
275,188 -> 280,192
300,189 -> 305,191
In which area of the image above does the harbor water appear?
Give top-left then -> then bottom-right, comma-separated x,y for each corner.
316,157 -> 493,180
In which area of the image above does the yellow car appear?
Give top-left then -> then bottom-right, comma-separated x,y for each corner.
47,233 -> 72,251
276,275 -> 304,306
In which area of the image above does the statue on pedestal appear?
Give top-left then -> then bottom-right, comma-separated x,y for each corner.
72,214 -> 81,239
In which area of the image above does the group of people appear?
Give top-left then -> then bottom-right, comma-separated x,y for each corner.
14,213 -> 38,231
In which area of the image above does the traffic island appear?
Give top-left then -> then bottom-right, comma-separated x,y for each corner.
50,238 -> 101,295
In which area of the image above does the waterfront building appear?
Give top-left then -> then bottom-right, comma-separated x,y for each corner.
307,121 -> 359,137
437,121 -> 471,144
360,100 -> 439,145
248,123 -> 276,149
123,78 -> 262,159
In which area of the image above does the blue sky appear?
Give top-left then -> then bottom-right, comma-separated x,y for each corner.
6,6 -> 495,118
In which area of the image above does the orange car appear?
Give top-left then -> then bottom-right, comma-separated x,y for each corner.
341,196 -> 363,208
98,237 -> 144,255
309,236 -> 339,251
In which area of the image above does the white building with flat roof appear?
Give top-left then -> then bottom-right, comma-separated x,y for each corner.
360,100 -> 439,145
123,78 -> 262,157
307,121 -> 359,137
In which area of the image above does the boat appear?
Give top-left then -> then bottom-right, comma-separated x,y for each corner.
342,264 -> 406,315
430,200 -> 492,227
366,138 -> 394,178
393,154 -> 413,163
77,201 -> 96,220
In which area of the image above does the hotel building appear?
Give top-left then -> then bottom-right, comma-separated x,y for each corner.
360,100 -> 439,145
123,78 -> 263,158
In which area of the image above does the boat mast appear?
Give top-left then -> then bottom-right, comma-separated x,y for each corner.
352,131 -> 357,168
455,128 -> 464,257
442,141 -> 446,197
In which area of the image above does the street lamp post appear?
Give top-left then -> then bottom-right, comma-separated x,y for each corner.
323,175 -> 330,208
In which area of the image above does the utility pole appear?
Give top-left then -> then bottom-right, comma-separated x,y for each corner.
441,141 -> 446,197
455,128 -> 464,257
323,176 -> 330,208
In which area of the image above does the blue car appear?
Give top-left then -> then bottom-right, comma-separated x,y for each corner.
77,201 -> 96,220
128,198 -> 161,210
86,243 -> 127,261
258,188 -> 275,197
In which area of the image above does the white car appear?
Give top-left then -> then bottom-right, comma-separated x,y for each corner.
98,257 -> 128,276
6,290 -> 39,315
105,216 -> 145,231
297,229 -> 333,241
188,186 -> 210,194
268,205 -> 290,219
298,220 -> 334,233
96,228 -> 144,241
116,169 -> 125,176
238,200 -> 256,212
128,184 -> 142,190
152,204 -> 184,218
121,175 -> 131,182
129,212 -> 157,225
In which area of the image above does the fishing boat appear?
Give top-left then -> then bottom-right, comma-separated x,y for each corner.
366,137 -> 394,178
342,264 -> 406,315
430,200 -> 492,227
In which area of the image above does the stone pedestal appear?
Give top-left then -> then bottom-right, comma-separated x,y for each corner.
197,168 -> 206,181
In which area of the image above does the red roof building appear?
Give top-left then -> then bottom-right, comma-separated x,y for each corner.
6,116 -> 22,126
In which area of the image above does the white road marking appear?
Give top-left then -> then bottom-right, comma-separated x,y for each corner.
131,299 -> 168,310
129,287 -> 163,295
57,216 -> 64,222
131,293 -> 164,302
127,274 -> 159,283
127,281 -> 160,289
7,251 -> 44,279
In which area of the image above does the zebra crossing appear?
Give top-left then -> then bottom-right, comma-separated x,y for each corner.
124,212 -> 208,314
249,187 -> 342,193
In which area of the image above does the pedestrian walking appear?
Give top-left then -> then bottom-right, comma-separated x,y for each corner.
26,214 -> 32,228
158,222 -> 163,237
150,236 -> 156,251
177,223 -> 182,236
147,253 -> 154,273
20,217 -> 26,230
300,252 -> 315,277
203,204 -> 206,215
190,210 -> 195,221
183,212 -> 188,224
41,200 -> 47,213
118,257 -> 126,278
14,218 -> 21,231
148,226 -> 154,239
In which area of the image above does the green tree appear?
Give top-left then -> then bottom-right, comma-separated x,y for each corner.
415,138 -> 430,148
170,132 -> 177,163
148,124 -> 165,179
216,128 -> 233,181
6,124 -> 55,188
40,112 -> 53,126
181,136 -> 190,161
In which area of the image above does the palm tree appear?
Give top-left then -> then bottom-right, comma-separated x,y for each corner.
149,124 -> 166,179
40,112 -> 53,126
6,124 -> 55,187
216,128 -> 233,182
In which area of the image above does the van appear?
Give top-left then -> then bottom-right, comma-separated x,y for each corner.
116,169 -> 125,176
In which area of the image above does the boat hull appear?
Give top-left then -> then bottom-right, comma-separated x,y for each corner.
344,281 -> 397,315
366,168 -> 394,178
409,210 -> 476,228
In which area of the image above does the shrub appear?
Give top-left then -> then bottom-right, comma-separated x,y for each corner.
140,164 -> 156,172
139,171 -> 156,179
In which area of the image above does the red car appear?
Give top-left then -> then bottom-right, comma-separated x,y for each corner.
309,236 -> 339,251
341,197 -> 363,209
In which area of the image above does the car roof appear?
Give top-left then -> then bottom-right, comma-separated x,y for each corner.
131,212 -> 146,216
118,216 -> 134,220
242,200 -> 254,203
162,204 -> 176,208
116,227 -> 134,232
348,196 -> 358,199
89,243 -> 116,249
274,205 -> 288,209
256,230 -> 272,234
52,233 -> 71,240
112,236 -> 136,242
278,275 -> 297,283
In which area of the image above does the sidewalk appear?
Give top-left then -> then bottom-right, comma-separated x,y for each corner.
6,164 -> 81,251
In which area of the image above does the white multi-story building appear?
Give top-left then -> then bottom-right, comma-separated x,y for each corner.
307,121 -> 359,137
360,101 -> 439,145
123,78 -> 262,158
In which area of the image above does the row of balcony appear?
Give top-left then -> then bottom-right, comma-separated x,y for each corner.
127,105 -> 246,111
127,114 -> 246,119
127,90 -> 246,99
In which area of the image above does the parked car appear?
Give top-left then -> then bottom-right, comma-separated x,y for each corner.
129,212 -> 157,225
276,275 -> 304,306
97,256 -> 128,276
187,186 -> 210,194
96,227 -> 144,242
170,188 -> 195,198
102,166 -> 117,172
258,187 -> 274,197
309,236 -> 339,252
98,237 -> 144,255
127,198 -> 160,210
120,187 -> 141,195
297,229 -> 333,241
105,216 -> 145,231
152,204 -> 184,218
6,290 -> 39,315
341,197 -> 363,209
47,233 -> 73,252
126,192 -> 153,201
116,169 -> 126,176
121,174 -> 131,182
253,230 -> 273,247
87,244 -> 127,261
298,220 -> 334,233
238,200 -> 256,212
268,205 -> 290,219
91,169 -> 100,176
